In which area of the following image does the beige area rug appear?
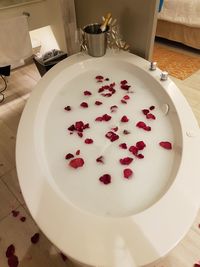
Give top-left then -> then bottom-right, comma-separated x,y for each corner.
153,43 -> 200,80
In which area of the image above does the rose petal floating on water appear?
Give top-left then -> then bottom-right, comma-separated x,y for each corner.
80,102 -> 88,108
96,156 -> 104,164
11,210 -> 19,217
136,141 -> 146,150
85,138 -> 93,144
8,255 -> 19,267
119,143 -> 127,149
142,109 -> 149,115
99,174 -> 111,185
149,105 -> 155,110
69,158 -> 85,169
119,157 -> 133,165
76,150 -> 80,155
123,168 -> 133,179
146,113 -> 156,120
123,95 -> 130,100
123,130 -> 130,135
95,101 -> 103,106
65,153 -> 74,160
84,90 -> 92,96
159,141 -> 172,150
121,115 -> 129,122
64,106 -> 71,111
20,216 -> 26,222
129,146 -> 138,156
105,131 -> 119,142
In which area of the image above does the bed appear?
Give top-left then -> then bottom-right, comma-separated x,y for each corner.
156,0 -> 200,50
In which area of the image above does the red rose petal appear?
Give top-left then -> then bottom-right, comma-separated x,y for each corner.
194,262 -> 200,267
119,143 -> 127,149
31,233 -> 40,244
119,157 -> 133,165
110,105 -> 118,112
142,109 -> 149,115
96,75 -> 104,80
146,113 -> 156,120
129,146 -> 138,155
6,244 -> 15,258
60,253 -> 68,262
99,174 -> 111,185
84,90 -> 92,96
121,84 -> 131,90
105,78 -> 109,81
123,95 -> 130,100
121,115 -> 129,122
110,82 -> 115,87
149,105 -> 155,110
112,126 -> 118,132
121,99 -> 127,104
123,130 -> 130,135
96,156 -> 104,164
65,153 -> 74,160
136,141 -> 146,150
68,124 -> 75,131
105,131 -> 119,142
120,80 -> 127,84
20,216 -> 26,222
159,141 -> 172,150
136,121 -> 146,128
11,210 -> 19,217
75,121 -> 84,132
83,123 -> 90,129
95,116 -> 103,122
80,102 -> 88,108
123,168 -> 133,179
95,101 -> 102,105
69,158 -> 85,168
137,154 -> 144,159
102,93 -> 112,97
8,255 -> 19,267
78,132 -> 83,138
103,114 -> 112,121
76,150 -> 80,155
64,106 -> 71,111
85,138 -> 93,144
136,121 -> 151,131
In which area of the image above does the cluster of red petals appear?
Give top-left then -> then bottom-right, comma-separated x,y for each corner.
80,102 -> 88,108
69,158 -> 84,169
123,168 -> 133,179
105,131 -> 119,142
142,107 -> 156,119
95,100 -> 103,106
6,244 -> 19,267
119,143 -> 127,149
121,115 -> 129,122
84,90 -> 92,96
98,83 -> 116,97
159,141 -> 172,150
99,174 -> 111,184
120,80 -> 131,90
68,121 -> 90,133
136,121 -> 151,131
129,141 -> 146,159
95,114 -> 111,122
64,106 -> 71,111
96,156 -> 104,164
85,138 -> 93,144
119,157 -> 133,165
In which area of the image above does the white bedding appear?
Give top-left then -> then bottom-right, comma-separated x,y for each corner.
158,0 -> 200,28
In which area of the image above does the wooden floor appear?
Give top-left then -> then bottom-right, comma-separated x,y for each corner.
0,44 -> 200,267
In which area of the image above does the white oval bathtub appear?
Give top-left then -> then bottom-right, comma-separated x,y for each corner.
16,50 -> 200,267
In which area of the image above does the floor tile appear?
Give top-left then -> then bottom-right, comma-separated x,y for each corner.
0,179 -> 20,220
1,168 -> 25,205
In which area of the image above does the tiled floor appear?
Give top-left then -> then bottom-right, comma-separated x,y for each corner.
0,45 -> 200,267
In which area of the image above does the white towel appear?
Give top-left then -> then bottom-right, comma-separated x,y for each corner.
0,15 -> 32,67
